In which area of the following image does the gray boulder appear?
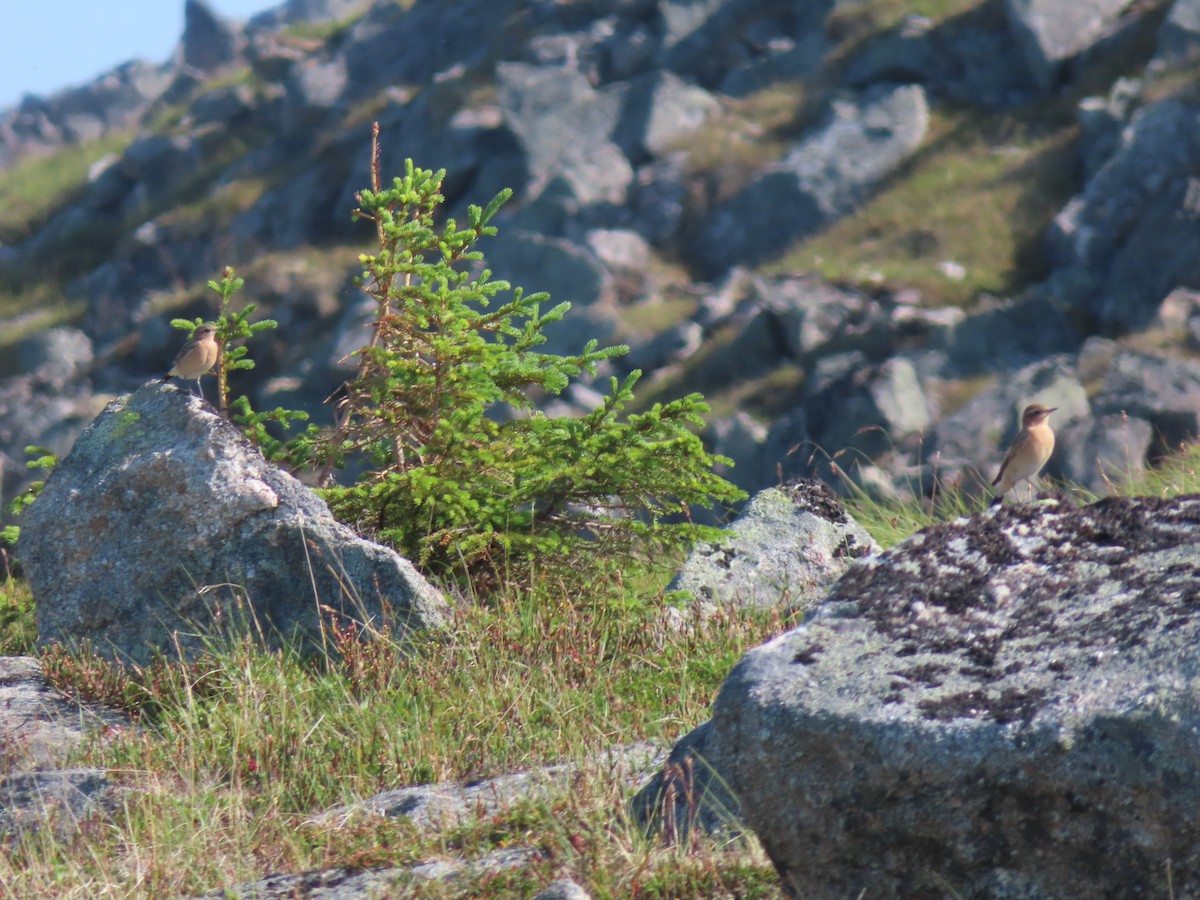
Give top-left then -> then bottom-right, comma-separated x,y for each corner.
18,384 -> 449,666
1075,77 -> 1141,179
15,327 -> 93,384
804,355 -> 932,460
1,769 -> 117,842
1091,348 -> 1200,449
713,495 -> 1200,897
281,56 -> 349,130
656,0 -> 833,90
668,480 -> 879,612
933,293 -> 1082,376
613,71 -> 721,162
1051,412 -> 1154,493
496,62 -> 633,207
695,84 -> 929,276
1004,0 -> 1136,89
193,850 -> 541,899
758,275 -> 897,363
1047,98 -> 1200,331
180,0 -> 246,74
313,743 -> 660,831
533,880 -> 591,900
0,373 -> 104,527
1158,0 -> 1200,63
0,656 -> 130,840
479,230 -> 617,355
842,11 -> 1035,108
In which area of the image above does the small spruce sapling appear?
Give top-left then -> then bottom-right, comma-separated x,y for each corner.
312,135 -> 744,590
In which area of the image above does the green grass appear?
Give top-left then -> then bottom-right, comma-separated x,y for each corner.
776,105 -> 1079,309
0,133 -> 134,245
0,577 -> 35,655
0,576 -> 790,897
1123,441 -> 1200,498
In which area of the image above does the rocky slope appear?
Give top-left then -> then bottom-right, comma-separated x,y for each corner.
4,0 -> 1200,517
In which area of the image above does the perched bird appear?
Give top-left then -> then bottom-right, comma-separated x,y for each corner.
165,323 -> 220,399
991,402 -> 1057,504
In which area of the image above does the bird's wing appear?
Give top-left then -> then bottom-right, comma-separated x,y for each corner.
991,432 -> 1026,486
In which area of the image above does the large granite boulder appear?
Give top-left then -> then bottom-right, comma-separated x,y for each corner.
18,383 -> 449,665
711,495 -> 1200,897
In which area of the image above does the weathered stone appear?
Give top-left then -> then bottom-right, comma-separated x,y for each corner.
312,743 -> 661,830
1075,77 -> 1141,179
1004,0 -> 1136,89
189,83 -> 257,126
192,850 -> 542,899
668,481 -> 878,612
282,55 -> 349,129
843,8 -> 1036,108
0,375 -> 105,526
18,384 -> 449,666
0,657 -> 131,841
706,411 -> 769,493
757,276 -> 895,363
1091,348 -> 1200,449
933,294 -> 1082,376
805,356 -> 932,459
180,0 -> 246,74
0,61 -> 170,168
613,70 -> 721,161
15,327 -> 93,384
1158,0 -> 1200,63
656,0 -> 833,89
479,230 -> 617,355
0,769 -> 117,841
1047,98 -> 1200,330
496,62 -> 632,206
1052,412 -> 1154,493
713,495 -> 1200,897
533,879 -> 592,900
248,0 -> 374,31
0,657 -> 128,774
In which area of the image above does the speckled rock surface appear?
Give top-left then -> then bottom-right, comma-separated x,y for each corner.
19,383 -> 449,665
713,495 -> 1200,898
668,480 -> 879,611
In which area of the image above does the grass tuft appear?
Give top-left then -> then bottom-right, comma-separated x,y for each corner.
3,575 -> 787,896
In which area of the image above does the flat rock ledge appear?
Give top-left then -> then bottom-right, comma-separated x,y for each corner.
712,495 -> 1200,898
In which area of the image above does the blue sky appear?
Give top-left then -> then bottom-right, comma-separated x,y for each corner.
0,1 -> 282,110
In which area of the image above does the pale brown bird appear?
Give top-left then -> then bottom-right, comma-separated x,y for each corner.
991,403 -> 1057,504
164,323 -> 219,399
